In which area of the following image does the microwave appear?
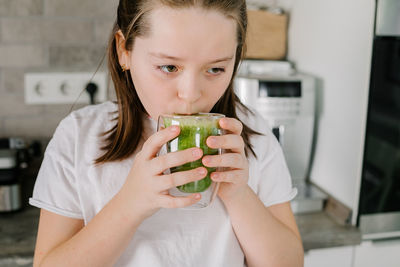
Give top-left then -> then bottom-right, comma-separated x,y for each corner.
234,73 -> 316,182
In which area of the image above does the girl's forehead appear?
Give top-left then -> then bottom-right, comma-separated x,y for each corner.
146,6 -> 236,38
138,6 -> 237,59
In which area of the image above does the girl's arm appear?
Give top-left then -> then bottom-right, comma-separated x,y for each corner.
33,125 -> 206,267
203,117 -> 303,267
33,191 -> 145,267
223,188 -> 304,267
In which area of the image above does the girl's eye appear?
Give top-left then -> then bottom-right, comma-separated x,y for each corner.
159,65 -> 178,73
207,68 -> 225,75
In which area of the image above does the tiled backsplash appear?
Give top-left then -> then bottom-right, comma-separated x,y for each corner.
0,0 -> 284,139
0,0 -> 118,139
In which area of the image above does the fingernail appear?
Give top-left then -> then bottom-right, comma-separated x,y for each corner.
192,148 -> 202,158
202,157 -> 211,164
208,137 -> 217,146
170,126 -> 179,132
198,167 -> 206,175
194,193 -> 201,199
212,173 -> 219,179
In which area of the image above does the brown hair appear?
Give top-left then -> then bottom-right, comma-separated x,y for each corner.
95,0 -> 261,164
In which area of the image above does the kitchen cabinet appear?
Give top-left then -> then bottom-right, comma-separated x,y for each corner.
304,246 -> 353,267
353,240 -> 400,267
287,0 -> 375,213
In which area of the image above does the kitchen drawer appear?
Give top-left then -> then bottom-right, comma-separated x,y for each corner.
353,240 -> 400,267
304,246 -> 353,267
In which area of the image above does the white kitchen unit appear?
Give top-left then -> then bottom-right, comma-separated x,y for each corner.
286,0 -> 375,211
353,240 -> 400,267
304,246 -> 353,267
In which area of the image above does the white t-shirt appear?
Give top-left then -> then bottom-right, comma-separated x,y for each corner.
29,101 -> 297,267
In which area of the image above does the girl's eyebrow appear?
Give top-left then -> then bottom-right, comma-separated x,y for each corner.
149,52 -> 233,64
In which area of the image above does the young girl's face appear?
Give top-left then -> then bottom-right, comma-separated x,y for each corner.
124,6 -> 237,119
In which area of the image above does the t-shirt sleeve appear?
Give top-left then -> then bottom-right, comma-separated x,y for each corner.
29,115 -> 83,219
256,142 -> 298,207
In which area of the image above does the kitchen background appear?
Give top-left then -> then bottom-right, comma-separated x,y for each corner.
0,0 -> 117,137
0,0 -> 296,137
1,0 -> 399,266
0,0 -> 371,211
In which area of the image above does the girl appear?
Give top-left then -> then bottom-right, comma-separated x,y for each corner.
30,0 -> 304,266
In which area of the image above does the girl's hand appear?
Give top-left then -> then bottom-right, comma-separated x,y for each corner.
202,118 -> 249,203
119,125 -> 206,220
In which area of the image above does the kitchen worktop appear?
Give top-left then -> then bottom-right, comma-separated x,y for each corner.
0,207 -> 39,267
296,212 -> 361,250
0,206 -> 361,266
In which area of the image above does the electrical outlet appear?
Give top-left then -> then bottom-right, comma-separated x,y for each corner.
24,72 -> 108,104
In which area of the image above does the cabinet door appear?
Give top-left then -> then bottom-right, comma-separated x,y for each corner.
304,246 -> 353,267
353,240 -> 400,267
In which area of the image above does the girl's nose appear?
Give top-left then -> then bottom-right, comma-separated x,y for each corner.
177,73 -> 202,103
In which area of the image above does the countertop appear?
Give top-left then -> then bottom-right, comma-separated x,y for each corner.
296,212 -> 361,250
0,206 -> 361,265
0,207 -> 39,267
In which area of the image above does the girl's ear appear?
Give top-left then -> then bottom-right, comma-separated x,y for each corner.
115,30 -> 131,70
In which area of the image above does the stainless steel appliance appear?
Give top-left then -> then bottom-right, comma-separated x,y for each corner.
0,138 -> 26,212
234,64 -> 327,213
355,0 -> 400,240
0,149 -> 21,212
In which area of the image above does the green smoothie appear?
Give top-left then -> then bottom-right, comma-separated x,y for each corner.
163,114 -> 223,193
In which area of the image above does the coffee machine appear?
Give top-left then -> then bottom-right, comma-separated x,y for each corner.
234,61 -> 327,213
235,71 -> 315,181
0,138 -> 27,212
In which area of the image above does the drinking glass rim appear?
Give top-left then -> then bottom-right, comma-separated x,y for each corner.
160,113 -> 225,119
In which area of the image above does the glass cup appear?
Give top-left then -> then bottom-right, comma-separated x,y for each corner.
157,113 -> 225,209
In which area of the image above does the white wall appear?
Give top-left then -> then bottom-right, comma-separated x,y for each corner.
286,0 -> 375,210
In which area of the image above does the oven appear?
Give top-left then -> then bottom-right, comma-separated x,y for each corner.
355,0 -> 400,240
